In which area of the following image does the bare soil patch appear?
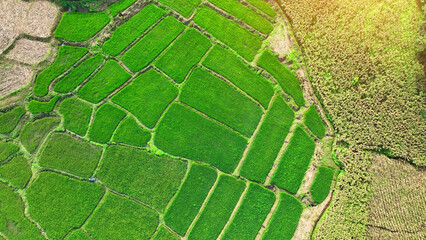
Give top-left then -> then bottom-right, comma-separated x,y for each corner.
267,23 -> 293,58
6,39 -> 50,65
0,62 -> 32,97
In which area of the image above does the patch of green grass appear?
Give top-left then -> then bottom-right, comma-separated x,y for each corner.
77,60 -> 131,103
164,163 -> 217,236
39,132 -> 103,178
0,106 -> 26,133
33,45 -> 88,97
222,183 -> 275,240
271,126 -> 316,193
20,117 -> 60,153
84,192 -> 159,239
0,156 -> 31,188
262,192 -> 303,240
180,67 -> 262,136
157,0 -> 201,18
188,174 -> 245,240
28,95 -> 60,114
54,11 -> 110,41
240,96 -> 294,183
88,103 -> 126,143
96,145 -> 187,211
257,50 -> 305,106
202,45 -> 274,108
0,141 -> 19,162
194,6 -> 262,61
113,117 -> 151,147
310,166 -> 334,203
304,105 -> 326,138
66,229 -> 91,240
111,69 -> 178,128
155,28 -> 212,83
154,103 -> 247,173
54,54 -> 105,93
102,4 -> 165,56
122,16 -> 185,72
209,0 -> 273,34
245,0 -> 276,18
108,0 -> 137,16
26,172 -> 104,240
152,226 -> 180,240
59,97 -> 92,136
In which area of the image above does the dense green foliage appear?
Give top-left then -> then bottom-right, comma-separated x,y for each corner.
240,96 -> 294,182
108,0 -> 137,16
246,0 -> 277,17
26,172 -> 104,239
194,6 -> 262,61
28,95 -> 60,114
39,133 -> 103,177
271,126 -> 316,193
66,229 -> 92,240
304,105 -> 326,138
33,46 -> 87,97
102,4 -> 165,56
154,103 -> 247,173
20,117 -> 60,153
59,97 -> 92,136
0,141 -> 19,162
113,117 -> 151,147
0,156 -> 32,188
155,28 -> 211,83
111,69 -> 178,128
122,16 -> 185,72
153,226 -> 180,240
88,103 -> 126,143
54,11 -> 110,41
157,0 -> 201,18
310,166 -> 334,203
96,145 -> 187,211
77,60 -> 131,103
164,163 -> 217,236
0,106 -> 25,133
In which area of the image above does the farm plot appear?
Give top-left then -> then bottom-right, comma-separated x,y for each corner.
304,105 -> 326,138
113,117 -> 151,147
88,103 -> 127,144
0,155 -> 32,188
20,117 -> 60,153
59,97 -> 93,136
0,141 -> 19,162
0,106 -> 25,133
310,166 -> 334,203
28,95 -> 60,114
157,0 -> 201,18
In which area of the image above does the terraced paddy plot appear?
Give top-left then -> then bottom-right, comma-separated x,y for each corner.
28,95 -> 60,114
0,156 -> 32,188
26,172 -> 104,239
102,4 -> 165,56
39,133 -> 103,178
122,16 -> 185,72
304,105 -> 326,138
154,103 -> 247,173
158,0 -> 201,18
246,0 -> 277,18
271,126 -> 316,193
194,6 -> 263,61
113,117 -> 151,147
96,145 -> 187,211
108,0 -> 138,16
77,60 -> 131,103
203,45 -> 274,108
84,192 -> 159,239
164,163 -> 217,235
240,96 -> 294,183
180,67 -> 262,136
88,103 -> 126,143
188,174 -> 245,240
155,28 -> 212,83
0,106 -> 25,134
0,141 -> 19,162
20,117 -> 60,153
111,69 -> 178,128
310,166 -> 334,203
59,97 -> 93,136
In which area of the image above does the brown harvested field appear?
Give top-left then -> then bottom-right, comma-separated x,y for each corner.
23,0 -> 60,38
0,62 -> 32,97
6,38 -> 50,65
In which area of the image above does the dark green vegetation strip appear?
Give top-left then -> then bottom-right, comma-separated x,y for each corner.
108,0 -> 137,16
102,4 -> 165,56
304,105 -> 326,138
54,54 -> 105,93
155,28 -> 212,83
97,145 -> 187,211
208,0 -> 273,34
271,126 -> 316,193
0,106 -> 25,134
180,67 -> 262,136
240,96 -> 294,183
33,46 -> 87,97
155,103 -> 247,173
245,0 -> 277,18
310,166 -> 334,203
113,117 -> 151,147
262,192 -> 303,240
20,117 -> 60,153
0,183 -> 44,239
39,133 -> 103,178
157,0 -> 201,18
84,192 -> 159,239
0,156 -> 31,188
203,45 -> 274,108
59,97 -> 92,136
222,183 -> 275,240
188,174 -> 245,240
26,172 -> 104,239
257,50 -> 305,106
153,226 -> 180,240
54,11 -> 110,41
111,69 -> 178,128
88,103 -> 126,144
66,229 -> 91,240
194,6 -> 262,61
28,95 -> 60,114
122,16 -> 185,72
164,163 -> 217,236
0,141 -> 19,162
77,60 -> 131,103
